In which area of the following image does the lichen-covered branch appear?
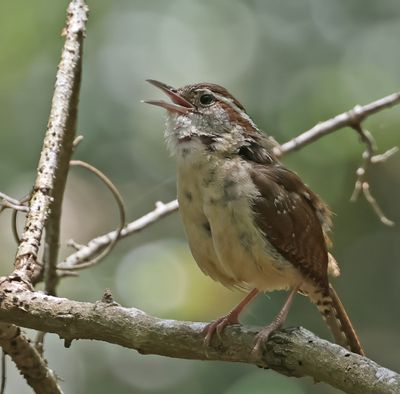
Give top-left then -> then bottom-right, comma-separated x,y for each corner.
0,1 -> 89,392
0,286 -> 398,394
41,0 -> 88,296
13,0 -> 89,289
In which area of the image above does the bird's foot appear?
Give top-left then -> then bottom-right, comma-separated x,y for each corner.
251,323 -> 279,358
202,313 -> 240,347
251,286 -> 299,358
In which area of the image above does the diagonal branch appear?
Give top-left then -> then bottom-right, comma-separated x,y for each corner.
59,92 -> 400,269
0,192 -> 29,214
274,92 -> 400,155
0,287 -> 398,394
58,199 -> 178,269
0,323 -> 62,394
273,93 -> 399,225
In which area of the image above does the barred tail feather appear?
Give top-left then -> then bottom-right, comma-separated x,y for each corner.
313,284 -> 365,356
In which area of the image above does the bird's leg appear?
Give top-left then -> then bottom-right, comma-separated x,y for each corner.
252,285 -> 300,356
203,288 -> 259,346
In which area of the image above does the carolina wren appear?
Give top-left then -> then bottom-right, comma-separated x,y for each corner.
145,80 -> 364,356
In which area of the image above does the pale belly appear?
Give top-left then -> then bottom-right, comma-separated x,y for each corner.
177,155 -> 303,292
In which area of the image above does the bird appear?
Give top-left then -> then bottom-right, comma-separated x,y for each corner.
144,79 -> 364,356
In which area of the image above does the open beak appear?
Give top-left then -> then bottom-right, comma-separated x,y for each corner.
143,79 -> 194,114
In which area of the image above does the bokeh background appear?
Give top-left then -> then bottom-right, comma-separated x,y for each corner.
1,0 -> 399,393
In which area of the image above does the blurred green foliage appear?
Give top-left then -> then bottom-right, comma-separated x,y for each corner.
0,0 -> 399,393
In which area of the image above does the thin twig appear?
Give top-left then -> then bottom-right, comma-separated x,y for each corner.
73,135 -> 84,148
59,94 -> 400,268
65,160 -> 126,269
350,123 -> 395,226
12,194 -> 31,245
350,124 -> 375,201
371,146 -> 399,163
0,200 -> 28,212
0,192 -> 30,215
0,192 -> 22,206
11,210 -> 20,244
58,199 -> 178,269
362,183 -> 394,226
274,93 -> 399,225
275,92 -> 400,155
10,194 -> 32,245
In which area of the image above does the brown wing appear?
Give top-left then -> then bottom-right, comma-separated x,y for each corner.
249,164 -> 330,290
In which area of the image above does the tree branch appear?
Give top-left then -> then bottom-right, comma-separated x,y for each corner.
41,0 -> 87,297
0,1 -> 89,392
58,92 -> 400,268
349,124 -> 397,226
12,0 -> 89,288
274,92 -> 400,155
0,286 -> 398,394
0,323 -> 62,394
274,92 -> 399,224
58,200 -> 179,269
0,0 -> 399,391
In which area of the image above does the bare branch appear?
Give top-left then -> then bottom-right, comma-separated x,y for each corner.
59,94 -> 400,269
0,323 -> 62,394
58,199 -> 178,269
11,210 -> 21,245
0,1 -> 398,392
350,124 -> 395,226
0,192 -> 29,214
371,147 -> 399,164
0,201 -> 28,213
0,192 -> 24,207
41,0 -> 88,297
0,1 -> 89,392
361,183 -> 394,226
0,287 -> 398,394
12,0 -> 89,289
274,92 -> 400,155
0,193 -> 31,245
273,93 -> 399,225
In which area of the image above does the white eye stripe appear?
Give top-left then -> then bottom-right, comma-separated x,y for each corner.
214,93 -> 259,130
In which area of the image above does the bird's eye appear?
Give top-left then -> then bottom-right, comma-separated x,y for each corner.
199,93 -> 215,106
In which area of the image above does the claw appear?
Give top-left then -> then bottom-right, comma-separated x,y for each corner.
251,325 -> 276,358
201,288 -> 260,354
202,314 -> 240,348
